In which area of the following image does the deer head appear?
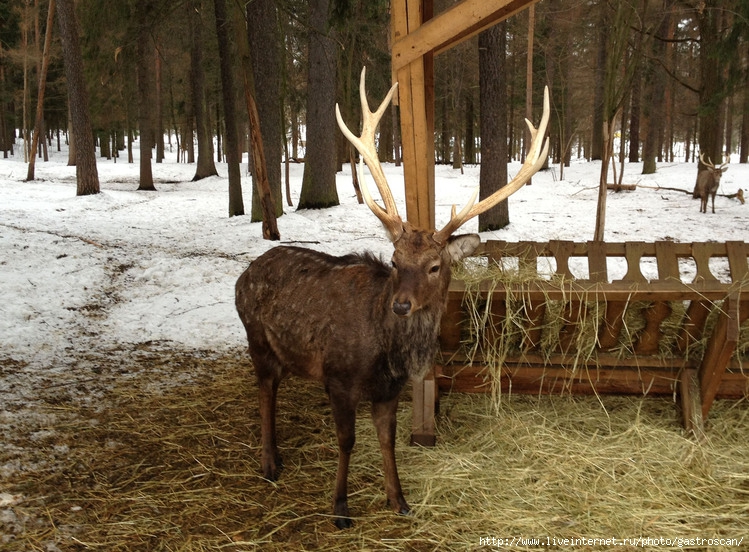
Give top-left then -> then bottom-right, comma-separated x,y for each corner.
335,68 -> 550,316
699,152 -> 729,178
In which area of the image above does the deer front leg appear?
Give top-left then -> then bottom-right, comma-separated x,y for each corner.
372,397 -> 410,516
329,392 -> 357,529
257,374 -> 282,481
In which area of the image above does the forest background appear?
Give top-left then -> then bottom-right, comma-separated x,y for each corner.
1,0 -> 748,234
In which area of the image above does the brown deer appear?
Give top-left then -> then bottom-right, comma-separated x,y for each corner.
694,152 -> 729,213
235,68 -> 550,529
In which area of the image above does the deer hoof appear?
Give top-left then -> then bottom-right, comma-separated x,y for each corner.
261,457 -> 283,482
392,498 -> 411,516
334,515 -> 354,530
333,499 -> 352,529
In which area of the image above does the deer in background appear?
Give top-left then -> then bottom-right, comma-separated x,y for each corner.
694,152 -> 729,213
235,68 -> 550,529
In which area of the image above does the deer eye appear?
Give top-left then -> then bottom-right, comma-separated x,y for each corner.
429,264 -> 441,274
391,261 -> 398,270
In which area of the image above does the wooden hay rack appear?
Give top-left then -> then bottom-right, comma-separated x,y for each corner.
411,240 -> 749,445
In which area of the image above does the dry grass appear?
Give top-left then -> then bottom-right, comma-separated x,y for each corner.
2,347 -> 748,551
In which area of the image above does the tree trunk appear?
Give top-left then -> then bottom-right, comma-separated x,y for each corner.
478,22 -> 509,231
697,0 -> 726,170
628,65 -> 641,162
591,3 -> 607,161
641,5 -> 668,175
239,1 -> 279,238
155,45 -> 164,163
247,0 -> 283,220
26,0 -> 55,182
741,72 -> 749,163
524,3 -> 534,170
56,0 -> 99,195
136,0 -> 155,191
245,83 -> 280,239
299,0 -> 338,209
213,0 -> 244,216
189,0 -> 218,180
464,92 -> 475,164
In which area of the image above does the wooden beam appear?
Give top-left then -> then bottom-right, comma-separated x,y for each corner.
679,369 -> 705,440
392,0 -> 435,230
699,294 -> 741,418
410,372 -> 437,447
392,0 -> 540,72
396,61 -> 435,229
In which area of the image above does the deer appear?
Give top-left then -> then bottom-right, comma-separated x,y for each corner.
235,67 -> 550,529
694,152 -> 729,213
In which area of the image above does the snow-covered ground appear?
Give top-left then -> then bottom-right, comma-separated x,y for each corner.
3,145 -> 746,365
1,142 -> 747,477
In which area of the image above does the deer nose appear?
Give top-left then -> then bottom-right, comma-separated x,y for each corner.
392,300 -> 412,317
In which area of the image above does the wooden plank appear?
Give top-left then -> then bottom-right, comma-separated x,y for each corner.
586,240 -> 608,282
485,295 -> 508,347
691,242 -> 719,283
480,240 -> 723,261
679,369 -> 705,440
598,300 -> 627,349
436,363 -> 682,396
437,361 -> 749,399
558,300 -> 584,353
676,299 -> 712,353
726,241 -> 749,281
521,299 -> 545,350
620,242 -> 648,283
410,371 -> 437,446
699,294 -> 739,418
655,241 -> 680,280
392,0 -> 435,230
392,0 -> 540,72
440,349 -> 697,370
390,0 -> 409,90
439,291 -> 464,351
397,59 -> 434,229
634,301 -> 672,355
549,240 -> 576,279
448,278 -> 732,302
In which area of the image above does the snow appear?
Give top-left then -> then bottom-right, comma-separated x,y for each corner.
2,145 -> 748,361
1,142 -> 747,475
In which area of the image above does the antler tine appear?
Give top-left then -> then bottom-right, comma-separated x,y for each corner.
699,151 -> 714,169
434,86 -> 551,243
336,67 -> 402,240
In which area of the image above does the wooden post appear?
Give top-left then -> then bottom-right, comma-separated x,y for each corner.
698,294 -> 740,418
390,0 -> 542,446
392,0 -> 435,230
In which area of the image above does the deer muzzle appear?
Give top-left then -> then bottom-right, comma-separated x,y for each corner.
392,300 -> 412,317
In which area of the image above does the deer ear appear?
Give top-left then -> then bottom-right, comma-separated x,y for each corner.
445,234 -> 480,262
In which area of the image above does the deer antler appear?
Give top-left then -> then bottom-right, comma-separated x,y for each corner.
433,86 -> 551,244
700,151 -> 730,171
336,67 -> 403,241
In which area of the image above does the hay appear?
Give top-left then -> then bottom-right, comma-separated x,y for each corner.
3,346 -> 749,551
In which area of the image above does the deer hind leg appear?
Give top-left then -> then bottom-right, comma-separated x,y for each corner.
257,371 -> 283,481
328,389 -> 358,529
372,398 -> 410,516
